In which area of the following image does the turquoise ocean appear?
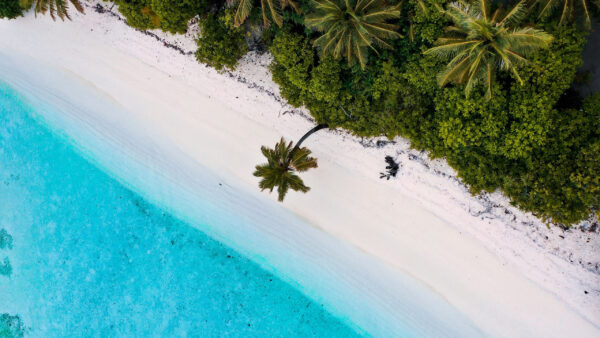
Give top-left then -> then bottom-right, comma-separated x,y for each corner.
0,83 -> 362,336
0,47 -> 482,336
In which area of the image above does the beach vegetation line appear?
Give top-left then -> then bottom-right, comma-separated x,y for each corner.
3,0 -> 599,226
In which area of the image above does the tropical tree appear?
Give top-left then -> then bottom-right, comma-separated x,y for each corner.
227,0 -> 301,27
424,0 -> 553,100
22,0 -> 84,20
253,124 -> 328,201
305,0 -> 402,70
0,0 -> 23,19
531,0 -> 599,28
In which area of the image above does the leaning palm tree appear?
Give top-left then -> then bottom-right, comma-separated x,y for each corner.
305,0 -> 402,70
424,0 -> 553,100
24,0 -> 84,20
227,0 -> 301,27
253,124 -> 328,202
531,0 -> 599,28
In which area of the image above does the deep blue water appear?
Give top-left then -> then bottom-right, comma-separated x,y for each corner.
0,83 -> 360,336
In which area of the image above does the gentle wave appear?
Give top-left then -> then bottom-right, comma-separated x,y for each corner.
0,49 -> 482,337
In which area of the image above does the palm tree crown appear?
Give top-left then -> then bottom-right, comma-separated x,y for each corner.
532,0 -> 599,28
425,0 -> 553,100
227,0 -> 301,27
253,137 -> 318,202
27,0 -> 84,20
305,0 -> 402,70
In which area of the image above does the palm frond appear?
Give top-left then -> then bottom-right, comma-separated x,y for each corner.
580,0 -> 592,27
504,28 -> 553,53
499,0 -> 526,26
485,62 -> 492,100
537,0 -> 560,18
306,0 -> 401,69
254,137 -> 318,201
262,0 -> 283,27
291,148 -> 318,171
437,54 -> 471,86
424,0 -> 553,100
474,0 -> 490,21
281,0 -> 302,13
425,40 -> 481,58
231,0 -> 301,27
534,0 -> 598,28
232,0 -> 253,26
31,0 -> 83,20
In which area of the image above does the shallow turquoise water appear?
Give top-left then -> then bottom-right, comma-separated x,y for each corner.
0,84 -> 360,336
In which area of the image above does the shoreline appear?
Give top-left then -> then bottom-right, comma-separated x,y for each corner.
1,3 -> 599,336
0,47 -> 482,337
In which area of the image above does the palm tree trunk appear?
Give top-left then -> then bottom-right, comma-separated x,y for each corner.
294,124 -> 328,150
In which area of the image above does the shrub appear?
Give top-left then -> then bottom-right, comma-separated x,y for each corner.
503,96 -> 600,224
151,0 -> 206,33
195,12 -> 248,71
430,25 -> 595,224
269,29 -> 314,92
115,0 -> 206,33
0,0 -> 24,19
115,0 -> 161,30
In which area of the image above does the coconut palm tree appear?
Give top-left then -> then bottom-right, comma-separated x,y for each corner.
253,124 -> 328,202
305,0 -> 402,70
24,0 -> 84,20
228,0 -> 301,27
531,0 -> 599,28
424,0 -> 553,100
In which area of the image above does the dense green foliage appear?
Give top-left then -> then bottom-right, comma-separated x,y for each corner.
113,0 -> 160,29
113,0 -> 207,33
305,0 -> 402,69
195,11 -> 248,71
0,0 -> 24,19
502,95 -> 600,223
254,137 -> 319,201
267,2 -> 599,224
532,0 -> 600,28
112,0 -> 248,66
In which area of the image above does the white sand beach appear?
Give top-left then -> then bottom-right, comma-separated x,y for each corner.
1,2 -> 599,336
